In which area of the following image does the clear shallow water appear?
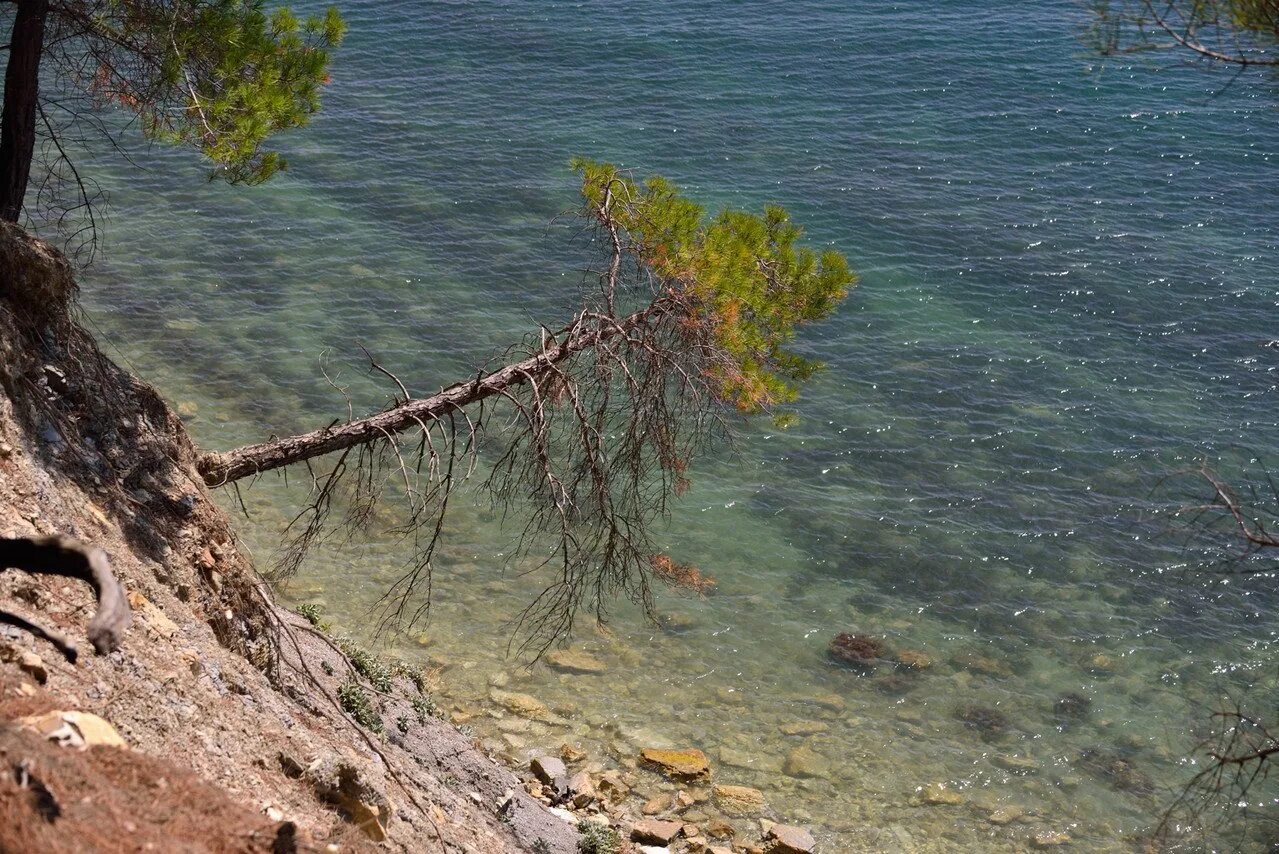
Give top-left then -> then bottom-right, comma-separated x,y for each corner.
68,1 -> 1279,849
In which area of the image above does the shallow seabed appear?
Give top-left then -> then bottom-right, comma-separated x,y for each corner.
75,1 -> 1279,850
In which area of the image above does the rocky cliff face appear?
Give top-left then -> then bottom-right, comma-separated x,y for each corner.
0,222 -> 576,853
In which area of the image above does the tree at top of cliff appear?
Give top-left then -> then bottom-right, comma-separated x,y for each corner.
0,1 -> 344,254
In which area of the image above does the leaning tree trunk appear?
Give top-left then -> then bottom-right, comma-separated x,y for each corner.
0,0 -> 48,223
196,302 -> 664,486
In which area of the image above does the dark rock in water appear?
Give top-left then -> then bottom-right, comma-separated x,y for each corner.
828,632 -> 890,672
956,704 -> 1010,740
1077,748 -> 1155,795
1053,692 -> 1091,725
875,671 -> 920,696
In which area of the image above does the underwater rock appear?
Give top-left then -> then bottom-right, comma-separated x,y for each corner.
955,704 -> 1011,740
875,671 -> 920,696
828,632 -> 890,672
986,805 -> 1026,825
1029,830 -> 1072,848
782,744 -> 831,779
641,747 -> 712,781
993,754 -> 1038,775
546,648 -> 607,675
950,651 -> 1014,679
714,784 -> 765,816
918,783 -> 964,806
1053,692 -> 1092,725
896,649 -> 933,671
1078,748 -> 1153,795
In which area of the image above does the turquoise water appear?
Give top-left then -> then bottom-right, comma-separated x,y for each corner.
68,1 -> 1279,849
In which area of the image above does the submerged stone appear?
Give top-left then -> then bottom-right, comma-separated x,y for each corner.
918,783 -> 964,806
545,648 -> 607,675
640,747 -> 712,781
713,784 -> 765,816
782,744 -> 831,780
955,704 -> 1011,740
828,632 -> 889,672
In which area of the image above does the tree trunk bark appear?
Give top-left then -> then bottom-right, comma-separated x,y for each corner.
196,303 -> 663,486
0,0 -> 48,223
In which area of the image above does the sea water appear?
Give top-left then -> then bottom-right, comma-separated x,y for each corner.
71,1 -> 1279,849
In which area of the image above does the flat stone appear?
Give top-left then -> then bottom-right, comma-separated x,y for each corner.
765,823 -> 816,854
706,818 -> 735,839
561,742 -> 588,763
897,649 -> 933,670
489,689 -> 553,721
1030,830 -> 1072,848
790,692 -> 845,712
530,755 -> 566,785
546,648 -> 607,674
641,747 -> 711,781
643,793 -> 674,815
919,783 -> 964,806
950,652 -> 1013,679
782,745 -> 831,779
993,754 -> 1038,775
987,805 -> 1026,825
778,720 -> 828,736
631,818 -> 683,845
714,784 -> 765,817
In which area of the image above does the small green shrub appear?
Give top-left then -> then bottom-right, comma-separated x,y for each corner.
412,694 -> 440,724
336,638 -> 393,692
577,822 -> 621,854
297,602 -> 328,627
396,715 -> 411,735
337,677 -> 383,734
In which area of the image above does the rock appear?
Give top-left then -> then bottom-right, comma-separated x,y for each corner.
993,754 -> 1038,775
631,818 -> 683,845
561,742 -> 588,763
765,824 -> 816,854
7,648 -> 47,684
1088,653 -> 1116,675
828,632 -> 889,672
706,818 -> 735,839
636,847 -> 670,854
987,805 -> 1026,825
782,745 -> 830,779
568,771 -> 595,807
18,710 -> 125,749
643,793 -> 674,815
778,721 -> 828,736
1053,693 -> 1091,724
641,747 -> 711,781
597,769 -> 630,803
1030,830 -> 1072,848
126,590 -> 180,640
918,783 -> 964,806
530,755 -> 567,786
950,652 -> 1014,679
714,784 -> 765,816
546,648 -> 607,674
304,757 -> 393,842
790,692 -> 845,712
896,649 -> 932,671
548,806 -> 578,824
955,704 -> 1011,740
489,689 -> 553,721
